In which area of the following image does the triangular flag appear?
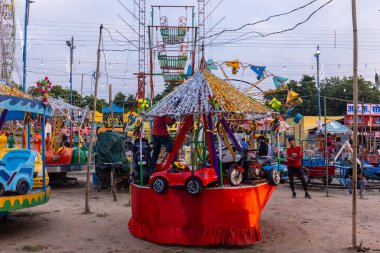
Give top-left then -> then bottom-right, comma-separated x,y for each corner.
286,90 -> 303,106
186,65 -> 192,76
225,60 -> 240,69
206,59 -> 218,70
273,76 -> 288,89
250,66 -> 266,80
285,106 -> 294,120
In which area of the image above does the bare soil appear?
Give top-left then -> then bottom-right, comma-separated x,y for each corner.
1,174 -> 379,253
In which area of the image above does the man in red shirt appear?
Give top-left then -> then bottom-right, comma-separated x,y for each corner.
150,116 -> 176,171
286,137 -> 311,199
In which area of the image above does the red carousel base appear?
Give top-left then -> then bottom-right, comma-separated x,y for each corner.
128,183 -> 276,246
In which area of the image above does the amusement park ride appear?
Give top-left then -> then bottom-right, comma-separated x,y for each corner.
0,0 -> 303,247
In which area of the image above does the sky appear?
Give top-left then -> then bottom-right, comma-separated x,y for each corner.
9,0 -> 380,100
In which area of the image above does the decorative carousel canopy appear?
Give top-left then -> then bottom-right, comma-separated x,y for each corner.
145,71 -> 272,118
0,82 -> 51,116
49,97 -> 85,116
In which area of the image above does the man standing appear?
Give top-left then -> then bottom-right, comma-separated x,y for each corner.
150,116 -> 176,171
286,137 -> 311,199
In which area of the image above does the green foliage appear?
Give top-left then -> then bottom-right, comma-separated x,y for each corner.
154,82 -> 181,104
113,92 -> 136,111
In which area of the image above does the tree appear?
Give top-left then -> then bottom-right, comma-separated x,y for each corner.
80,95 -> 108,112
154,82 -> 181,104
320,76 -> 380,115
113,92 -> 126,108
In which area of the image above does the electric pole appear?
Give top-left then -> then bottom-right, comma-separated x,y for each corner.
85,24 -> 103,214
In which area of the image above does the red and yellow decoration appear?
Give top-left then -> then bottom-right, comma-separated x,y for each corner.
35,77 -> 53,105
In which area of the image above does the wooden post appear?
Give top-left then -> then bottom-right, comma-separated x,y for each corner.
109,84 -> 114,131
324,97 -> 329,197
85,24 -> 103,214
351,0 -> 359,248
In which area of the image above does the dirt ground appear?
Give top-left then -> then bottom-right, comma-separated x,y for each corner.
1,174 -> 380,253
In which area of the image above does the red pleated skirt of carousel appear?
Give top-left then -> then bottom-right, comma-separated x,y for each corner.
128,183 -> 276,246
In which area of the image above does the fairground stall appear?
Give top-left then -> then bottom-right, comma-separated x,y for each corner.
129,70 -> 279,246
0,83 -> 51,221
345,103 -> 380,163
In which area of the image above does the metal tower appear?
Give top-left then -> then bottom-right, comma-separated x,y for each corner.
137,0 -> 146,99
197,0 -> 205,64
0,0 -> 15,83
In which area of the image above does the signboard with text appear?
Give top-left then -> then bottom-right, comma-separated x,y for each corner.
347,103 -> 380,115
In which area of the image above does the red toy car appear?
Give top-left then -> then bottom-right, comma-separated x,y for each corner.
149,162 -> 219,195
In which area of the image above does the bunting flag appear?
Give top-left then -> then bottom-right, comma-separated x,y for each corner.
272,76 -> 288,89
286,90 -> 303,107
250,66 -> 266,80
180,65 -> 193,80
284,106 -> 294,120
294,113 -> 303,124
225,60 -> 240,75
206,59 -> 218,70
268,98 -> 281,111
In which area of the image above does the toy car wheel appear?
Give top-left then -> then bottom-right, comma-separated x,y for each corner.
16,179 -> 30,195
152,177 -> 167,194
267,168 -> 281,186
0,182 -> 4,196
186,178 -> 202,195
227,167 -> 243,186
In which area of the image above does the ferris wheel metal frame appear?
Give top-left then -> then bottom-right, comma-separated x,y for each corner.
0,0 -> 15,83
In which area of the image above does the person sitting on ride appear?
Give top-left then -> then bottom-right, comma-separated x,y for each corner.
240,138 -> 249,150
60,134 -> 70,148
266,138 -> 272,157
334,136 -> 343,154
257,136 -> 268,156
345,165 -> 367,195
257,136 -> 270,164
45,132 -> 52,151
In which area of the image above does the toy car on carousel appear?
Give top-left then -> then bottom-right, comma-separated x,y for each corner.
0,149 -> 37,195
149,162 -> 219,195
0,148 -> 50,188
218,146 -> 283,187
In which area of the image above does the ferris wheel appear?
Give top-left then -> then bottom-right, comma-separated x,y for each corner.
0,0 -> 15,83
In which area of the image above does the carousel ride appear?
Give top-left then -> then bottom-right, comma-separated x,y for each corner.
44,97 -> 92,184
129,70 -> 280,246
0,81 -> 51,221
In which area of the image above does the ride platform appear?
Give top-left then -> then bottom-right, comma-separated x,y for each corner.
0,187 -> 50,213
129,183 -> 275,246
